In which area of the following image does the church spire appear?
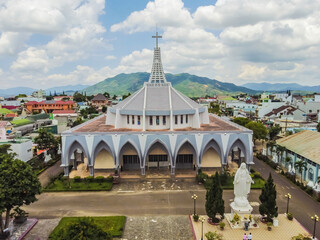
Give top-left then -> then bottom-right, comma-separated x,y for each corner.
148,32 -> 167,84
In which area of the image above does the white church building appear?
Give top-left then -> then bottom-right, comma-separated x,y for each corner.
61,33 -> 254,177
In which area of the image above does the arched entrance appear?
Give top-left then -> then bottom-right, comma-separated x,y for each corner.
146,141 -> 170,170
201,139 -> 222,169
175,141 -> 196,169
93,141 -> 115,170
227,139 -> 247,173
119,142 -> 140,170
67,141 -> 89,178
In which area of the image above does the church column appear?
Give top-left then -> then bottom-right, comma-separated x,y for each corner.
171,166 -> 175,175
89,166 -> 94,177
141,167 -> 145,175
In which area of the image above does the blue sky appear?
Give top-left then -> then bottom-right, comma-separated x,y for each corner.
0,0 -> 319,89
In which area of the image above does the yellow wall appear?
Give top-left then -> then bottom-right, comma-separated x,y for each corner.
122,144 -> 137,155
94,149 -> 114,169
149,145 -> 167,155
202,148 -> 221,168
178,145 -> 193,155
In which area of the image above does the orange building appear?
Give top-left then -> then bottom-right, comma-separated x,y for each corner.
25,100 -> 76,114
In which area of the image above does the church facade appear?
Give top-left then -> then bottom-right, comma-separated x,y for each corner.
61,33 -> 254,177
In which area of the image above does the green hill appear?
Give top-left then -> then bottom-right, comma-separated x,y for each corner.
83,72 -> 257,97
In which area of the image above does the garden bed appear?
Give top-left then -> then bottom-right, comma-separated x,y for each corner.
49,216 -> 126,239
43,176 -> 113,192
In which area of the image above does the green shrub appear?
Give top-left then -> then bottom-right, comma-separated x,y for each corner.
205,231 -> 223,240
50,217 -> 112,240
193,214 -> 199,222
219,171 -> 228,185
305,186 -> 313,196
85,176 -> 94,183
219,221 -> 225,229
95,176 -> 105,183
106,176 -> 113,182
73,176 -> 81,182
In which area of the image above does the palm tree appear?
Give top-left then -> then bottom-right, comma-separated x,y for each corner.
267,141 -> 276,157
284,156 -> 292,169
294,160 -> 307,184
276,145 -> 286,164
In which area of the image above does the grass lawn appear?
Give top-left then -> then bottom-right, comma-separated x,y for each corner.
205,176 -> 265,190
10,119 -> 32,126
49,216 -> 126,238
44,178 -> 113,192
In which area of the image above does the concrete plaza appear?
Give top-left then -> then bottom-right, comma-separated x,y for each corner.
191,214 -> 311,240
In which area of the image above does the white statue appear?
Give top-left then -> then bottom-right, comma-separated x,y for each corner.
233,162 -> 254,207
288,164 -> 292,173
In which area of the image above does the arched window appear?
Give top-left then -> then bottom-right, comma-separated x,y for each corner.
308,168 -> 314,181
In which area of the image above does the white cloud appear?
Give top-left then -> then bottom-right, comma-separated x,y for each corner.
111,0 -> 193,33
194,0 -> 319,29
10,47 -> 49,73
0,32 -> 29,55
105,55 -> 117,60
238,64 -> 266,80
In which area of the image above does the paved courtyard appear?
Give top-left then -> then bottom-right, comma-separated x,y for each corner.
121,216 -> 193,240
24,219 -> 60,240
191,214 -> 311,240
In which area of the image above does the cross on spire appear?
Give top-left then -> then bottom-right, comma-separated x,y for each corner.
152,32 -> 162,48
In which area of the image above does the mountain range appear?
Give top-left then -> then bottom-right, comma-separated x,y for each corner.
83,72 -> 257,97
0,85 -> 89,97
241,82 -> 320,92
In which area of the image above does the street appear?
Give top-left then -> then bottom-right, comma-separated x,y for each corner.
23,158 -> 320,239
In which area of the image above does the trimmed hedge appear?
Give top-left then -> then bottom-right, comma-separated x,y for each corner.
43,175 -> 113,192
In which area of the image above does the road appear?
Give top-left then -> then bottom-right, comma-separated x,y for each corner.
253,157 -> 320,239
24,157 -> 320,238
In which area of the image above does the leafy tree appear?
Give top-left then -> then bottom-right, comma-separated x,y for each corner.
205,173 -> 225,222
51,218 -> 111,240
15,94 -> 27,99
73,92 -> 86,102
102,106 -> 107,113
317,122 -> 320,132
72,117 -> 85,127
103,92 -> 110,98
112,94 -> 117,100
122,92 -> 131,100
268,124 -> 281,141
259,173 -> 278,222
208,103 -> 222,115
245,121 -> 268,144
0,148 -> 41,234
233,117 -> 251,127
34,128 -> 58,156
294,160 -> 307,183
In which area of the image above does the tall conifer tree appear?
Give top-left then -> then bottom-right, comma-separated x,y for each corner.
205,173 -> 225,222
259,173 -> 278,222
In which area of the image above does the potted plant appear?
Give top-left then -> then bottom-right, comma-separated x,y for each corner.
193,214 -> 199,222
230,219 -> 235,226
10,207 -> 28,224
287,212 -> 293,221
219,221 -> 225,230
267,222 -> 272,231
233,213 -> 240,225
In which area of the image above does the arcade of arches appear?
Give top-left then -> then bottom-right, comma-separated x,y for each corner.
67,139 -> 249,177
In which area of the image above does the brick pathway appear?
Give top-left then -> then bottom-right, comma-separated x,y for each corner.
191,214 -> 311,240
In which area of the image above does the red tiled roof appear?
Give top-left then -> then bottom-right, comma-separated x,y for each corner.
72,115 -> 242,133
2,105 -> 18,110
52,110 -> 75,114
5,113 -> 16,118
25,100 -> 75,105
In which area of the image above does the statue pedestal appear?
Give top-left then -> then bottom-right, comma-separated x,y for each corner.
230,202 -> 253,223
